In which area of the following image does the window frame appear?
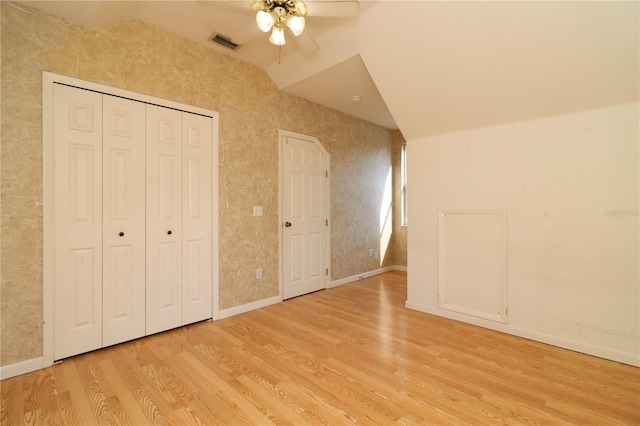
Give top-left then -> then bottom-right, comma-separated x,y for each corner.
401,143 -> 408,226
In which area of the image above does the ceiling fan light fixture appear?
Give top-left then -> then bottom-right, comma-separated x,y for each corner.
254,0 -> 308,46
286,15 -> 305,36
269,26 -> 286,45
256,10 -> 275,32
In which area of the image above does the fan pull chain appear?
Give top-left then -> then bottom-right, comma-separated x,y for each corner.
278,45 -> 282,65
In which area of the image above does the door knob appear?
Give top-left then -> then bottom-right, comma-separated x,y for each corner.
167,230 -> 172,235
119,232 -> 124,237
284,221 -> 292,227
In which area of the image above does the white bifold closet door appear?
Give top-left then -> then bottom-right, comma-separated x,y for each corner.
181,112 -> 213,325
146,105 -> 183,334
146,105 -> 213,335
53,84 -> 104,360
102,95 -> 146,347
53,87 -> 147,360
53,84 -> 213,360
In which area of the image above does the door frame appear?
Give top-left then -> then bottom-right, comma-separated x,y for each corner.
42,72 -> 220,368
278,130 -> 331,299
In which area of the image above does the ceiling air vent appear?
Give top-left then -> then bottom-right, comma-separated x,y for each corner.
210,33 -> 240,50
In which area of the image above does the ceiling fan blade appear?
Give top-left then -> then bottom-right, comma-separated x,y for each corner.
229,23 -> 261,45
292,30 -> 319,55
202,1 -> 252,13
306,1 -> 359,18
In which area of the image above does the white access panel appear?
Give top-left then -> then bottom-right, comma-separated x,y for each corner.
53,84 -> 104,359
182,112 -> 213,324
437,209 -> 508,323
102,95 -> 146,346
146,104 -> 183,334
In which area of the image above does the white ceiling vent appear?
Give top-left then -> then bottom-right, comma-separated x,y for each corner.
210,33 -> 240,50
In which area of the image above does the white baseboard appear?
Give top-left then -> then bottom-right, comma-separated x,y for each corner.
0,357 -> 44,380
1,267 -> 409,380
219,266 -> 408,317
330,266 -> 401,288
405,301 -> 640,367
2,296 -> 282,378
218,295 -> 282,319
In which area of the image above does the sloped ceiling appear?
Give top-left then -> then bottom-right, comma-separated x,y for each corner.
19,0 -> 397,129
16,1 -> 639,137
358,1 -> 639,139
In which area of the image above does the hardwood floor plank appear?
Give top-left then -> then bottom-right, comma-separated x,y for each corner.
22,408 -> 41,426
111,348 -> 174,425
2,271 -> 638,425
226,378 -> 282,425
98,358 -> 150,425
67,387 -> 98,425
52,391 -> 77,425
166,406 -> 203,426
22,370 -> 57,419
173,351 -> 270,425
328,359 -> 486,424
276,379 -> 360,425
1,375 -> 24,425
234,374 -> 309,424
84,362 -> 118,425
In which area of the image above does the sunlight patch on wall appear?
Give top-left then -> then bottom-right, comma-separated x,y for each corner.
379,167 -> 393,266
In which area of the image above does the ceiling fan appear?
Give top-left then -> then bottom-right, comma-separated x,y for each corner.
222,0 -> 359,57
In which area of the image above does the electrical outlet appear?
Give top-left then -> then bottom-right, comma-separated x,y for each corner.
253,206 -> 263,216
374,251 -> 379,259
256,268 -> 262,279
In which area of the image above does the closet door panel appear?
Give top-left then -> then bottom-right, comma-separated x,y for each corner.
182,113 -> 213,324
102,95 -> 146,346
146,105 -> 183,334
53,84 -> 103,360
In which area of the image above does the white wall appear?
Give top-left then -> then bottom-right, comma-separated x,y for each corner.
407,103 -> 639,366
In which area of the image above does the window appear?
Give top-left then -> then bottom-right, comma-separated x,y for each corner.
401,143 -> 407,226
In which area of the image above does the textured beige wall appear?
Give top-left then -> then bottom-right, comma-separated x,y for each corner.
0,2 -> 399,366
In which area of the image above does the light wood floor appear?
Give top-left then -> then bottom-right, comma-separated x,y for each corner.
2,271 -> 639,425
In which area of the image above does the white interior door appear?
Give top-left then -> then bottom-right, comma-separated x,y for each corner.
146,104 -> 183,334
282,134 -> 328,299
53,84 -> 103,360
102,95 -> 146,346
182,112 -> 213,324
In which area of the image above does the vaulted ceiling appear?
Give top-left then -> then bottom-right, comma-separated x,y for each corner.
359,1 -> 638,139
18,1 -> 639,137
